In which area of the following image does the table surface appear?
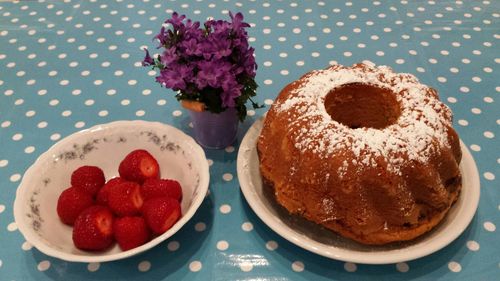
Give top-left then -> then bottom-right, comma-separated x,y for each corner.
0,0 -> 499,280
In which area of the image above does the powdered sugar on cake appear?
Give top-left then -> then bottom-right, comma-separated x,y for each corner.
275,62 -> 453,175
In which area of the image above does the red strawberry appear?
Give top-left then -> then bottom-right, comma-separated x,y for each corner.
57,187 -> 94,225
107,182 -> 144,216
142,178 -> 182,202
113,216 -> 151,251
118,150 -> 159,184
142,197 -> 181,235
72,206 -> 114,251
71,166 -> 105,197
96,177 -> 126,206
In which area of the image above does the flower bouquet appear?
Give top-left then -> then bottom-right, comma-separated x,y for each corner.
143,12 -> 261,148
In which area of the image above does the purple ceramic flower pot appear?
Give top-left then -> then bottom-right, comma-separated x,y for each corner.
189,107 -> 239,149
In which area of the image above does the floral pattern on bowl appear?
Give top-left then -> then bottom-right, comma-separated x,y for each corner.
14,120 -> 210,262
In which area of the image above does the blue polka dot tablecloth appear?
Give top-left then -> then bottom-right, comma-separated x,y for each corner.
0,0 -> 499,280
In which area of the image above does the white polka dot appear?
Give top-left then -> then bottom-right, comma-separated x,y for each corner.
240,261 -> 253,272
472,76 -> 482,82
484,172 -> 495,180
25,110 -> 36,117
37,260 -> 51,271
21,241 -> 33,251
1,121 -> 11,128
292,261 -> 305,272
376,51 -> 385,56
136,110 -> 145,117
471,108 -> 482,114
189,261 -> 202,272
344,52 -> 352,57
121,100 -> 130,106
470,144 -> 481,151
62,110 -> 72,117
107,89 -> 116,96
264,99 -> 274,105
194,222 -> 206,232
75,121 -> 85,128
128,79 -> 137,85
142,89 -> 151,96
84,99 -> 94,106
396,59 -> 405,64
225,146 -> 235,153
344,262 -> 357,272
450,67 -> 459,73
220,204 -> 231,214
207,159 -> 213,166
24,146 -> 35,154
94,80 -> 103,85
263,61 -> 272,67
447,97 -> 457,103
172,110 -> 182,117
10,174 -> 21,182
266,240 -> 278,251
264,79 -> 273,85
217,240 -> 229,251
280,70 -> 289,75
448,261 -> 462,272
466,240 -> 480,251
0,160 -> 8,167
483,97 -> 493,103
49,99 -> 59,106
460,87 -> 470,93
396,262 -> 409,272
50,133 -> 61,141
98,110 -> 108,117
167,241 -> 180,251
12,133 -> 23,141
438,77 -> 447,83
223,173 -> 233,181
72,89 -> 81,96
242,222 -> 253,232
0,205 -> 4,213
484,221 -> 496,232
138,261 -> 151,272
483,131 -> 494,138
87,262 -> 100,272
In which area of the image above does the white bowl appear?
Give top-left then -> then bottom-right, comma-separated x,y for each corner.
14,120 -> 210,263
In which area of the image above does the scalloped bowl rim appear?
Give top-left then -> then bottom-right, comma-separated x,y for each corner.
14,120 -> 210,263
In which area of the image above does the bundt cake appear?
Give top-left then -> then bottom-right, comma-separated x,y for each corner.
257,62 -> 462,245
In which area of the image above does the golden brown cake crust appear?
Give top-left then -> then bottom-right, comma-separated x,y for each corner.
257,62 -> 462,245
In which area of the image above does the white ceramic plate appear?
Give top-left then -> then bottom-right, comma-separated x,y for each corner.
14,120 -> 210,263
237,117 -> 480,265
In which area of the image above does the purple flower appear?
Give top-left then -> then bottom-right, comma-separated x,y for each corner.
207,32 -> 232,59
160,47 -> 178,65
142,48 -> 154,66
220,74 -> 242,108
242,47 -> 257,77
165,12 -> 186,29
229,12 -> 250,33
156,63 -> 193,91
180,38 -> 202,57
195,60 -> 231,89
154,26 -> 168,47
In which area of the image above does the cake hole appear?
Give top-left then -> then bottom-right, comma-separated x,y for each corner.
324,83 -> 401,129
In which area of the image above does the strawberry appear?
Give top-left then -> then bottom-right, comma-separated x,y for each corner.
72,206 -> 114,251
96,177 -> 126,206
71,166 -> 105,197
142,197 -> 181,235
113,216 -> 151,251
107,182 -> 144,216
57,187 -> 94,225
118,149 -> 159,184
142,178 -> 182,202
